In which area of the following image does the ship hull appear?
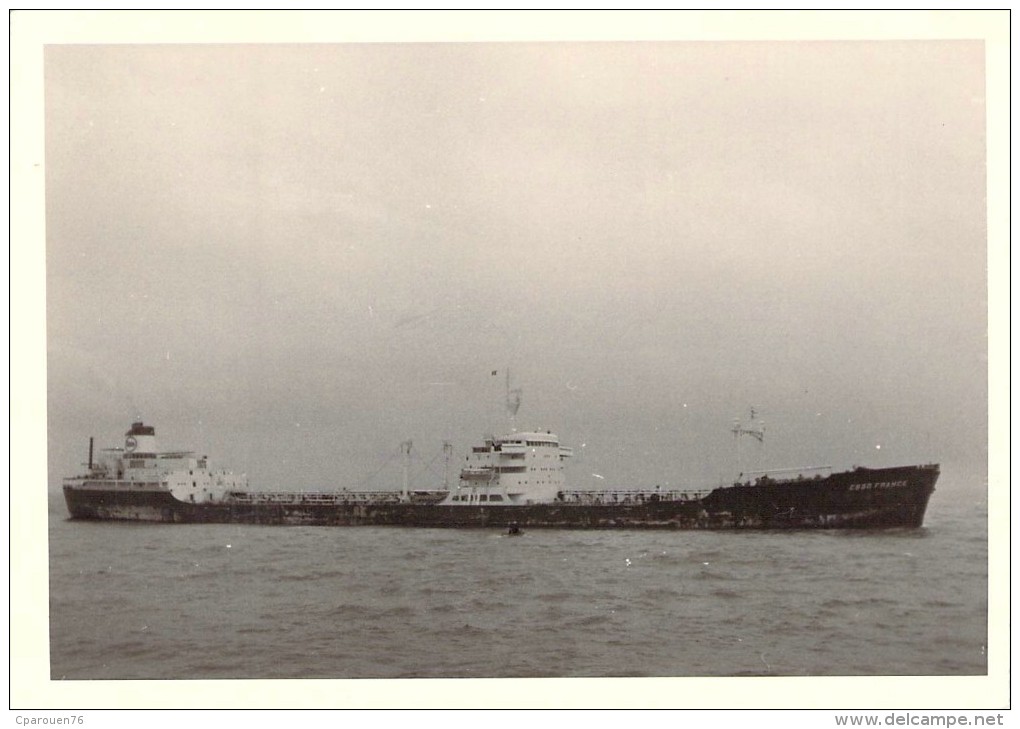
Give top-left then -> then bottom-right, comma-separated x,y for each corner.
63,465 -> 938,530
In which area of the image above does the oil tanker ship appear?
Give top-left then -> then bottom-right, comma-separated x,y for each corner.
62,420 -> 939,530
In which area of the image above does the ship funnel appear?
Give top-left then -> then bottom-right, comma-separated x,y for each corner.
125,421 -> 157,455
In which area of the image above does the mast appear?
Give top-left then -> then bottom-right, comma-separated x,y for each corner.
401,440 -> 413,501
504,368 -> 522,428
442,441 -> 453,491
731,407 -> 765,479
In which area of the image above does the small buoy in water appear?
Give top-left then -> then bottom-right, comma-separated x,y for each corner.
507,522 -> 522,536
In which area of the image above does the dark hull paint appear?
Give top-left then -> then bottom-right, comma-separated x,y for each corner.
63,465 -> 938,530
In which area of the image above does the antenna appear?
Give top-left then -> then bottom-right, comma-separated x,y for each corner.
731,407 -> 765,443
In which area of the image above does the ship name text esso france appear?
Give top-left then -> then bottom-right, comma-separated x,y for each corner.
848,480 -> 909,492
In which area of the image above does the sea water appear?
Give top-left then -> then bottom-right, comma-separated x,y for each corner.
47,473 -> 987,680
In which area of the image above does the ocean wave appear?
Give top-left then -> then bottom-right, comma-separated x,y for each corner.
48,504 -> 991,679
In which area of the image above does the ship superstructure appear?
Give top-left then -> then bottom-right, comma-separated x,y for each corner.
450,431 -> 573,505
63,422 -> 248,521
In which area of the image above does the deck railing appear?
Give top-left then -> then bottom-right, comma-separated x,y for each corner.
556,488 -> 711,504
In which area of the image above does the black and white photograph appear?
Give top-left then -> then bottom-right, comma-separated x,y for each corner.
11,9 -> 1008,715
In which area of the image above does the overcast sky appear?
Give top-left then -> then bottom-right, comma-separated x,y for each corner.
44,40 -> 988,492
